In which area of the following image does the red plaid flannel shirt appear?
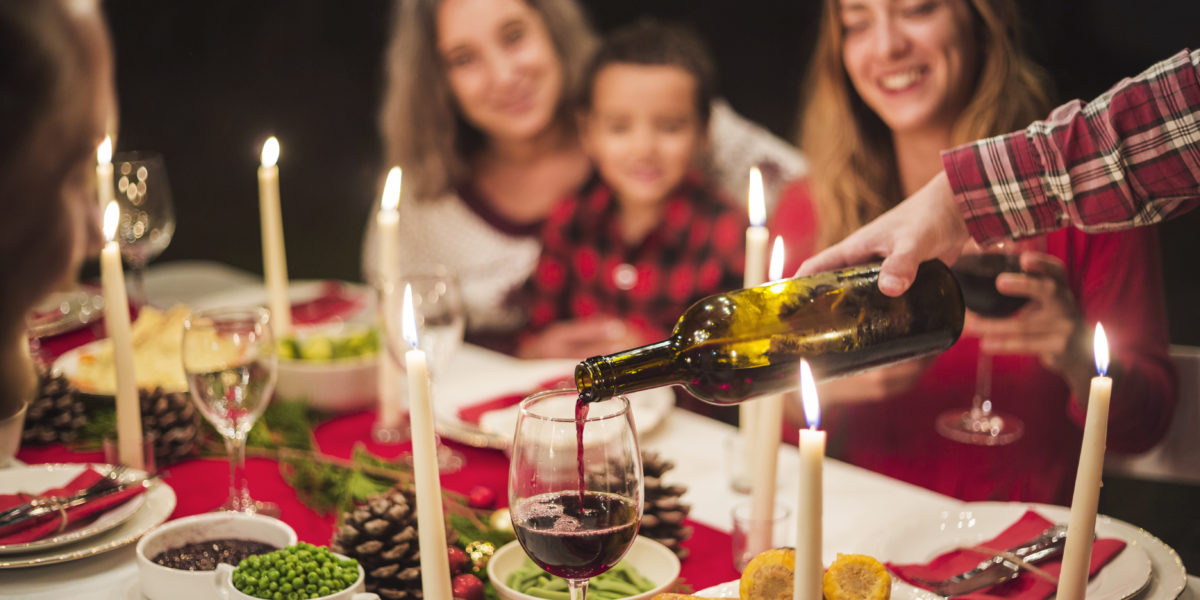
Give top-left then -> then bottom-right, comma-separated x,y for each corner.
525,172 -> 747,341
943,48 -> 1200,242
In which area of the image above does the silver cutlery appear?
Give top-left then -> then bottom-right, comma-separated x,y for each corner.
0,465 -> 128,525
911,524 -> 1069,597
0,472 -> 156,535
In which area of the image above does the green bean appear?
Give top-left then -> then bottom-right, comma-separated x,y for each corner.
507,558 -> 657,599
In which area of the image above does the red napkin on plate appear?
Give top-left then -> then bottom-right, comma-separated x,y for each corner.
888,510 -> 1126,600
291,281 -> 366,326
0,468 -> 147,545
456,377 -> 573,425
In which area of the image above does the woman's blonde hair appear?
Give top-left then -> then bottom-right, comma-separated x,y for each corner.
798,0 -> 1050,248
379,0 -> 597,200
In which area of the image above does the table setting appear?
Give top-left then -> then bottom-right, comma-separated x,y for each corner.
2,148 -> 1197,600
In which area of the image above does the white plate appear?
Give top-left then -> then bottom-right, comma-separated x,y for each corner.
434,345 -> 674,450
189,279 -> 373,323
0,464 -> 147,554
0,464 -> 175,568
699,502 -> 1186,600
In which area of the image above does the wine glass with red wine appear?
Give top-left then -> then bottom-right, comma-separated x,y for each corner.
936,240 -> 1029,445
509,389 -> 643,600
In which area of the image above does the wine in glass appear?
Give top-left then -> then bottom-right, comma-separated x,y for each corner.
509,389 -> 643,600
379,264 -> 467,470
936,241 -> 1028,445
112,151 -> 175,306
183,306 -> 279,514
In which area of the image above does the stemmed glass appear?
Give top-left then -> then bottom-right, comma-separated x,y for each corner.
936,240 -> 1028,445
182,306 -> 279,514
111,151 -> 175,306
378,265 -> 467,471
509,389 -> 643,600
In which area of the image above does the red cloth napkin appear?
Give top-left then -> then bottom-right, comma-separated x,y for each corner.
0,468 -> 147,545
290,281 -> 366,326
888,510 -> 1126,600
456,376 -> 573,425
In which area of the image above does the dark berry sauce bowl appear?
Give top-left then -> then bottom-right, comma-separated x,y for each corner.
135,512 -> 297,600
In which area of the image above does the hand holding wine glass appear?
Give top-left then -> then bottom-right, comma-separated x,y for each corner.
183,306 -> 278,514
509,390 -> 642,600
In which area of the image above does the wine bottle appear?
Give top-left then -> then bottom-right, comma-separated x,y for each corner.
575,260 -> 965,405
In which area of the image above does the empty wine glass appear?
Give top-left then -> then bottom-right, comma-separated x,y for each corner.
112,151 -> 175,306
183,306 -> 279,514
936,240 -> 1028,446
509,389 -> 643,600
379,264 -> 467,471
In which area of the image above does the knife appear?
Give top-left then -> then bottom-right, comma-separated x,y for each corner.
0,475 -> 158,536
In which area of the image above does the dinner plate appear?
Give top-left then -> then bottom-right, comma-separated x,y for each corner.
0,464 -> 175,569
699,502 -> 1186,600
858,502 -> 1183,600
434,345 -> 674,450
188,279 -> 373,323
0,464 -> 146,555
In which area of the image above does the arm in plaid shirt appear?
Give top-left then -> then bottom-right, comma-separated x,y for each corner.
943,48 -> 1200,243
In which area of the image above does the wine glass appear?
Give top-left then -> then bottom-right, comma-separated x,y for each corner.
378,264 -> 467,470
182,306 -> 279,514
112,151 -> 176,306
509,389 -> 643,600
936,240 -> 1028,445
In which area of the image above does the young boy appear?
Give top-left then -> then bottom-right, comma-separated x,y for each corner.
518,20 -> 746,359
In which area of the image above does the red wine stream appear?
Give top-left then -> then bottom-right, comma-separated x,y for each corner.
575,395 -> 590,505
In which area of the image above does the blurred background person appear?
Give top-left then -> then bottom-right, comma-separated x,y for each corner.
770,0 -> 1176,503
0,0 -> 113,431
363,0 -> 804,354
517,20 -> 746,359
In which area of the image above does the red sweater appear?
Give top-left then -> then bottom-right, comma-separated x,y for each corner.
772,181 -> 1177,504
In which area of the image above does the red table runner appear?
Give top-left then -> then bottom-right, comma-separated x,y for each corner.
16,410 -> 739,591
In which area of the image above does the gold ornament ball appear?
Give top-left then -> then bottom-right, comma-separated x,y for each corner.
489,508 -> 513,533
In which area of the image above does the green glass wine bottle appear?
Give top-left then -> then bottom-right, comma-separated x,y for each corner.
575,260 -> 965,405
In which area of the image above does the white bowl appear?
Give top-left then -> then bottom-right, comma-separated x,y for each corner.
135,512 -> 298,600
0,402 -> 27,468
276,322 -> 380,412
488,536 -> 681,600
214,550 -> 378,600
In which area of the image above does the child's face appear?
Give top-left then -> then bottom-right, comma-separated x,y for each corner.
581,63 -> 704,209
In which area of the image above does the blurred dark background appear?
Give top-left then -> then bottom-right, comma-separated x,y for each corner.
103,0 -> 1198,569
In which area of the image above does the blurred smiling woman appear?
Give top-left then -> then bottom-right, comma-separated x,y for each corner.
772,0 -> 1176,503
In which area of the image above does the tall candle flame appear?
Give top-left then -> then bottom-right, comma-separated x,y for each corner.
261,136 -> 280,168
402,283 -> 419,350
800,359 -> 820,429
103,200 -> 119,242
748,166 -> 765,227
381,167 -> 402,212
97,137 -> 112,165
768,236 -> 786,281
1094,323 -> 1109,376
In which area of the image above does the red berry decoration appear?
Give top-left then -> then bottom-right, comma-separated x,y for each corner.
467,485 -> 495,509
452,573 -> 485,600
447,545 -> 470,576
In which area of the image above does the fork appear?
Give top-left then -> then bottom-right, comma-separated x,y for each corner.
910,524 -> 1068,597
0,465 -> 128,525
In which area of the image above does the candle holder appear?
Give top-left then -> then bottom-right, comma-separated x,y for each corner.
731,500 -> 791,572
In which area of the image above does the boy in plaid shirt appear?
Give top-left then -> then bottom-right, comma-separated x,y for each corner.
517,20 -> 746,359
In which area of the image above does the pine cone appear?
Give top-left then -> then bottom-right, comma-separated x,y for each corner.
640,451 -> 692,560
140,387 -> 203,466
587,451 -> 693,560
331,486 -> 425,600
22,372 -> 87,445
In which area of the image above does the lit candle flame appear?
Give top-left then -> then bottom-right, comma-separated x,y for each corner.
103,200 -> 119,243
402,283 -> 419,350
800,358 -> 820,429
768,236 -> 786,281
1094,323 -> 1109,376
261,136 -> 280,168
748,166 -> 765,227
381,167 -> 402,212
97,136 -> 112,165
